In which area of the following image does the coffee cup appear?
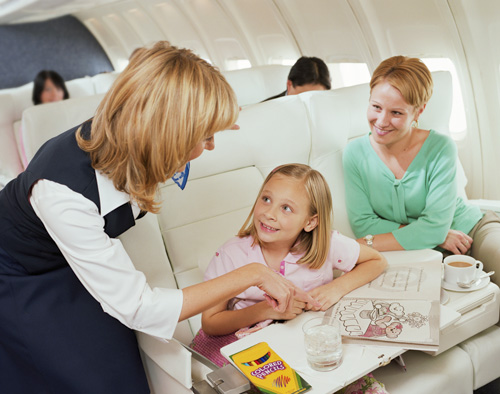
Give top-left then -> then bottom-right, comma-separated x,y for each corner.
443,255 -> 483,285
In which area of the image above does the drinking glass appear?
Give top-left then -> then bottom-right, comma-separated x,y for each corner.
303,315 -> 343,371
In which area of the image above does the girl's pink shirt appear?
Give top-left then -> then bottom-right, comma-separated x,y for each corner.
204,231 -> 360,310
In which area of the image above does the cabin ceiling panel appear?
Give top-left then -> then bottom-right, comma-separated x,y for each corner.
384,24 -> 448,57
141,0 -> 211,61
169,0 -> 253,70
82,17 -> 125,70
76,0 -> 214,70
102,12 -> 142,54
349,0 -> 456,60
273,0 -> 372,64
122,6 -> 165,44
218,0 -> 300,65
76,2 -> 144,71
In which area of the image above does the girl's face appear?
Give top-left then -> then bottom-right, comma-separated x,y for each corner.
176,135 -> 215,172
40,78 -> 65,104
367,81 -> 421,148
253,174 -> 318,250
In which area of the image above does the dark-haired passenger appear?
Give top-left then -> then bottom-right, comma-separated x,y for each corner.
32,70 -> 70,105
264,56 -> 331,101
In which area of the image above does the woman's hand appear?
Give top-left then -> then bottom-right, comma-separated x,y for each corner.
439,229 -> 473,254
250,263 -> 320,313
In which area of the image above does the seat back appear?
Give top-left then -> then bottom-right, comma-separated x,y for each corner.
22,94 -> 105,161
0,94 -> 23,180
0,72 -> 119,174
222,65 -> 291,106
157,96 -> 311,335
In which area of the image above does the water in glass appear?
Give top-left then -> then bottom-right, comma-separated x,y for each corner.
303,320 -> 343,371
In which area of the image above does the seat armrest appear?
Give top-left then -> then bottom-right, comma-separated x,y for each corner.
468,199 -> 500,214
136,332 -> 193,389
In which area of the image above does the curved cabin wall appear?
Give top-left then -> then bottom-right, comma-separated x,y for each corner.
0,0 -> 492,200
72,0 -> 500,200
0,15 -> 113,89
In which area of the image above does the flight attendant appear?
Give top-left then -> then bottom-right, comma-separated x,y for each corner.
0,41 -> 313,394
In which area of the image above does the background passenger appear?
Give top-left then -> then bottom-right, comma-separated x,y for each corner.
191,163 -> 387,367
32,69 -> 70,105
20,70 -> 71,168
0,42 -> 314,394
343,55 -> 500,283
264,56 -> 331,101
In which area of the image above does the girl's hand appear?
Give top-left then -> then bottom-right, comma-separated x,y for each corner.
439,229 -> 473,255
251,263 -> 320,313
306,284 -> 344,311
263,297 -> 306,321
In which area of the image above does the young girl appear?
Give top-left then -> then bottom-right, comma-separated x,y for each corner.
191,164 -> 387,369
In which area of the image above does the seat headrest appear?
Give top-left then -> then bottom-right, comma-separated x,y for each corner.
222,65 -> 291,106
22,94 -> 105,161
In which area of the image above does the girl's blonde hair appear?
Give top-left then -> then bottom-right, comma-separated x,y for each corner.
370,55 -> 433,109
77,41 -> 238,213
238,164 -> 333,269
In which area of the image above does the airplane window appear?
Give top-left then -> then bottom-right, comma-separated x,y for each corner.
422,58 -> 467,137
225,59 -> 251,70
328,63 -> 371,89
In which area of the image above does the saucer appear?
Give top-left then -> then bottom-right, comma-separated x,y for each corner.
440,288 -> 450,304
442,272 -> 491,292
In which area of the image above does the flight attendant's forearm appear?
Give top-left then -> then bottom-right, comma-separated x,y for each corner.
179,263 -> 317,321
179,263 -> 265,321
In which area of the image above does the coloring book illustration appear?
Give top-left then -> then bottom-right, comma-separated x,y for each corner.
331,260 -> 442,350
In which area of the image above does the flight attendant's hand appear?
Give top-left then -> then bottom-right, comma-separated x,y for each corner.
253,264 -> 320,313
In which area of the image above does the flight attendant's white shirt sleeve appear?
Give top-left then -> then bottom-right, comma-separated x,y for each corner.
29,176 -> 183,341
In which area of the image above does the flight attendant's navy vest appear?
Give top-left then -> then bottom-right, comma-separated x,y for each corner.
0,120 -> 137,274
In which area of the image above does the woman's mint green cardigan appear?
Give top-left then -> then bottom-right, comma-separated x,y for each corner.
343,130 -> 482,250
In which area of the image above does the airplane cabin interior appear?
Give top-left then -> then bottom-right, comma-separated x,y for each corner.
1,1 -> 500,393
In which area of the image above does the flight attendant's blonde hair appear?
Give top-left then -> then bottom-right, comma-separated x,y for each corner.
238,164 -> 333,269
370,55 -> 433,109
77,41 -> 238,213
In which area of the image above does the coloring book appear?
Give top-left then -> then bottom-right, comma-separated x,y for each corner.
331,259 -> 441,351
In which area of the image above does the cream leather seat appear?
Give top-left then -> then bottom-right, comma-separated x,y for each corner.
0,71 -> 119,176
222,64 -> 291,106
19,71 -> 499,394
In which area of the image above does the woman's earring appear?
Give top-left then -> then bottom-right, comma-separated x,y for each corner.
411,120 -> 419,129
